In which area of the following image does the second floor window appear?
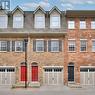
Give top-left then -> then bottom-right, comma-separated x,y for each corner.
68,40 -> 76,52
92,40 -> 95,52
91,21 -> 95,29
35,16 -> 45,28
0,41 -> 7,51
80,21 -> 86,29
80,40 -> 87,52
13,16 -> 23,28
68,21 -> 75,29
50,16 -> 60,28
36,40 -> 44,52
0,15 -> 7,28
15,41 -> 23,52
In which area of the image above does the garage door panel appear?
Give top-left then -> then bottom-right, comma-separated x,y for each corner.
80,67 -> 95,86
44,67 -> 63,85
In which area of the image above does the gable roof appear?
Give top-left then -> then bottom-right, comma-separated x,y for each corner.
12,6 -> 24,14
33,6 -> 46,14
49,6 -> 61,14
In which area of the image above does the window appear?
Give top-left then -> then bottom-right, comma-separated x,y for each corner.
50,16 -> 60,28
80,40 -> 87,52
0,15 -> 7,28
68,40 -> 76,52
51,40 -> 59,52
92,40 -> 95,52
15,41 -> 23,52
80,21 -> 86,29
0,41 -> 7,51
35,16 -> 45,28
68,21 -> 75,29
91,21 -> 95,29
13,16 -> 23,28
36,40 -> 44,52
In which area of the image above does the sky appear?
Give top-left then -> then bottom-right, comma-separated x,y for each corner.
11,0 -> 95,11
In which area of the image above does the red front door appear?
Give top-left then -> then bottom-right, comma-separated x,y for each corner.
21,66 -> 27,81
32,66 -> 38,81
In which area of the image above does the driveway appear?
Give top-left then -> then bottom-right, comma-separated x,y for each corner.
0,86 -> 95,95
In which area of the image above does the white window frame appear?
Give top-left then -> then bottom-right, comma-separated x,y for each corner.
91,21 -> 95,29
50,16 -> 60,28
80,39 -> 87,52
15,41 -> 23,52
0,41 -> 7,52
80,21 -> 86,29
36,39 -> 44,52
13,15 -> 24,28
68,21 -> 75,29
0,15 -> 8,28
68,39 -> 76,52
92,39 -> 95,52
50,39 -> 59,52
35,15 -> 45,28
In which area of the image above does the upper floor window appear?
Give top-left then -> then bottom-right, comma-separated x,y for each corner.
68,40 -> 76,52
79,19 -> 86,29
50,16 -> 60,28
91,18 -> 95,29
92,40 -> 95,52
0,41 -> 7,51
68,20 -> 75,29
80,40 -> 87,52
0,15 -> 7,28
36,40 -> 44,52
35,16 -> 45,28
13,15 -> 23,28
15,41 -> 23,52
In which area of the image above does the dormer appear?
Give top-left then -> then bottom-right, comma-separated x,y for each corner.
49,6 -> 61,28
34,6 -> 46,29
0,9 -> 8,28
12,6 -> 24,28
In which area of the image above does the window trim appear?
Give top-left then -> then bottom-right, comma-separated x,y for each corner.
80,39 -> 87,52
50,39 -> 60,52
50,15 -> 60,28
13,15 -> 24,28
0,41 -> 7,52
68,39 -> 76,52
68,21 -> 75,29
79,21 -> 86,29
34,15 -> 45,28
35,39 -> 44,52
15,41 -> 23,52
0,15 -> 8,28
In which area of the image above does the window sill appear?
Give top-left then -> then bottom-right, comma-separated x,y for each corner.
80,51 -> 88,53
14,51 -> 23,53
35,51 -> 44,53
68,51 -> 76,53
0,51 -> 7,53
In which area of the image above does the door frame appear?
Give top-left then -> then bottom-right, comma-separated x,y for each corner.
43,66 -> 64,85
68,63 -> 74,82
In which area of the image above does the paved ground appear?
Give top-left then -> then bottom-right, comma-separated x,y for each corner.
0,86 -> 95,95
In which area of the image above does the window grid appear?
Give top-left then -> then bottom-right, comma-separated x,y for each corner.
80,21 -> 86,29
0,41 -> 7,51
92,40 -> 95,52
15,41 -> 23,52
51,40 -> 59,52
36,40 -> 44,52
68,21 -> 75,29
35,16 -> 45,28
68,40 -> 76,52
80,40 -> 87,52
13,16 -> 23,28
51,16 -> 60,28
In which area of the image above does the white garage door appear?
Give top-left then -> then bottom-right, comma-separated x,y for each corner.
43,67 -> 63,85
0,67 -> 15,86
80,67 -> 95,86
